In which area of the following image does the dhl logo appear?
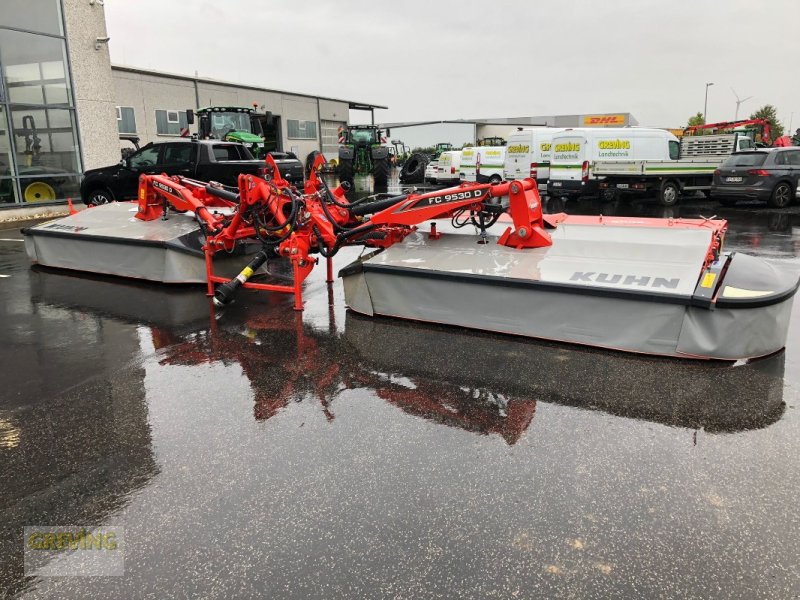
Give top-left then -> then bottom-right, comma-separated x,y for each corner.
583,114 -> 625,126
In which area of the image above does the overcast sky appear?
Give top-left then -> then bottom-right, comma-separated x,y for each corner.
105,1 -> 799,133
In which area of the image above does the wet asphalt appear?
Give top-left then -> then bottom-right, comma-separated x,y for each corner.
1,172 -> 799,599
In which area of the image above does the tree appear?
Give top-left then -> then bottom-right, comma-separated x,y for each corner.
750,105 -> 784,141
687,112 -> 705,127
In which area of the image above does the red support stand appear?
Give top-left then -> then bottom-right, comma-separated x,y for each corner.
326,257 -> 334,283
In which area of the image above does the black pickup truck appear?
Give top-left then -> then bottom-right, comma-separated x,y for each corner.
267,151 -> 305,185
80,139 -> 303,206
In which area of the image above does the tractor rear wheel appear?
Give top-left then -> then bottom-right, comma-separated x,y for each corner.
399,152 -> 429,184
337,158 -> 354,185
372,157 -> 390,187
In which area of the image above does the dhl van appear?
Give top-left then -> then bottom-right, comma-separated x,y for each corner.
503,128 -> 566,190
460,146 -> 507,183
436,151 -> 463,185
547,128 -> 679,199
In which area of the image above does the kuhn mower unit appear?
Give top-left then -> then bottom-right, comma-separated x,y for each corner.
23,153 -> 799,360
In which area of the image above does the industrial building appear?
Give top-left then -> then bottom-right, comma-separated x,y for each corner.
380,113 -> 641,148
1,0 -> 636,216
0,0 -> 383,213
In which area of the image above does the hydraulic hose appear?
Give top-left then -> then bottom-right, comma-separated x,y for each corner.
205,185 -> 239,203
212,250 -> 270,307
349,194 -> 408,217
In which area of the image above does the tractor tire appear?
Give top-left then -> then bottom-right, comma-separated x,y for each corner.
399,152 -> 429,184
658,179 -> 680,207
767,181 -> 793,208
24,180 -> 57,203
489,174 -> 502,185
337,158 -> 354,185
372,157 -> 390,187
85,187 -> 114,207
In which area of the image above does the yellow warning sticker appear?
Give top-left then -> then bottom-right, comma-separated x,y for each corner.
701,273 -> 716,288
241,267 -> 254,279
722,286 -> 773,299
139,189 -> 145,200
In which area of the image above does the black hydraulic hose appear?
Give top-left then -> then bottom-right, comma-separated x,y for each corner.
253,204 -> 298,246
205,185 -> 239,203
212,250 -> 270,307
335,222 -> 377,246
349,194 -> 408,217
318,193 -> 351,234
312,225 -> 336,258
253,192 -> 299,232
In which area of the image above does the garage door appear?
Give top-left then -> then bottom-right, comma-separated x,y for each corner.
321,120 -> 346,160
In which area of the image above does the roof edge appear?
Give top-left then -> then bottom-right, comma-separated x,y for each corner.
110,64 -> 388,111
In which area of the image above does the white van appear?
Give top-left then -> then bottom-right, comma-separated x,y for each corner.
503,128 -> 566,189
460,146 -> 507,183
547,128 -> 679,199
436,151 -> 463,185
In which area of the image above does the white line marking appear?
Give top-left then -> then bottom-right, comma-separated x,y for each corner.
0,238 -> 24,242
0,274 -> 10,278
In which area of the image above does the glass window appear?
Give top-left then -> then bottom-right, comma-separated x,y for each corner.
0,3 -> 83,205
155,110 -> 189,136
0,29 -> 72,107
787,151 -> 800,166
212,144 -> 247,161
722,153 -> 767,168
668,140 -> 680,160
10,107 -> 80,173
287,119 -> 317,140
0,108 -> 14,177
0,177 -> 18,204
129,145 -> 160,168
161,144 -> 194,165
774,152 -> 789,166
117,107 -> 136,134
1,0 -> 63,36
209,111 -> 251,136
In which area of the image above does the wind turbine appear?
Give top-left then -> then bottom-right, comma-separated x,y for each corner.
731,88 -> 754,120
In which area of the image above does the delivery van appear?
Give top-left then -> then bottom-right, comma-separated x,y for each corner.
547,128 -> 679,199
460,146 -> 507,183
436,150 -> 463,185
503,128 -> 566,190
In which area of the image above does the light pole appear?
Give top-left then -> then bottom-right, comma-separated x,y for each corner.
703,82 -> 714,123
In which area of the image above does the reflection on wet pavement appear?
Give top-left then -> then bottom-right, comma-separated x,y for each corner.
1,176 -> 799,598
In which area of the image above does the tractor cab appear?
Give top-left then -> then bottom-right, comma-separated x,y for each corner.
341,125 -> 384,146
196,106 -> 268,156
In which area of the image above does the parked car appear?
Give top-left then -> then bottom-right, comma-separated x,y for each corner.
80,139 -> 301,206
712,148 -> 800,208
424,160 -> 438,184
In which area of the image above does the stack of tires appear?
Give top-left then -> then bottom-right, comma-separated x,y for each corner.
399,153 -> 430,185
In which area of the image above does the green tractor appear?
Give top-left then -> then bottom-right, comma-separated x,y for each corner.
336,125 -> 391,186
195,106 -> 278,158
431,142 -> 454,160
